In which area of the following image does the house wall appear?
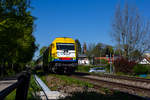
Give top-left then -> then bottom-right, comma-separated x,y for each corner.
78,58 -> 90,65
144,53 -> 150,57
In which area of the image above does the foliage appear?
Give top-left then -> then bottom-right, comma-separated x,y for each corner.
130,50 -> 142,61
114,58 -> 136,74
101,59 -> 109,64
86,43 -> 96,58
104,45 -> 114,57
104,63 -> 111,72
111,3 -> 150,60
0,0 -> 37,76
27,60 -> 36,68
133,64 -> 150,75
94,59 -> 109,65
75,39 -> 82,55
86,43 -> 114,59
83,42 -> 87,54
5,89 -> 16,100
39,46 -> 47,56
92,43 -> 103,57
77,65 -> 91,72
27,75 -> 41,100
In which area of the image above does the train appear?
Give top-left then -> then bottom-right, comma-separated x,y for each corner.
36,37 -> 78,74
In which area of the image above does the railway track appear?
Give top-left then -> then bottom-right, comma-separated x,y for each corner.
71,72 -> 150,98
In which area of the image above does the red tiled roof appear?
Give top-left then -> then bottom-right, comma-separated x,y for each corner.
95,57 -> 114,63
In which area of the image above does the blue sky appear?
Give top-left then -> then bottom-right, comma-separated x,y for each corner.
31,0 -> 150,58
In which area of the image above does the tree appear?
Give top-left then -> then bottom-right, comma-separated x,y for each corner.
86,43 -> 96,57
75,39 -> 82,55
104,45 -> 114,57
114,57 -> 136,74
83,42 -> 87,54
40,46 -> 47,56
111,3 -> 150,60
91,43 -> 102,57
0,0 -> 37,74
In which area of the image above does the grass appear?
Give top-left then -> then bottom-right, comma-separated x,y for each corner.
4,75 -> 40,100
35,71 -> 146,100
27,75 -> 41,100
146,75 -> 150,79
77,65 -> 91,72
35,70 -> 93,89
53,74 -> 93,88
38,73 -> 94,90
4,90 -> 16,100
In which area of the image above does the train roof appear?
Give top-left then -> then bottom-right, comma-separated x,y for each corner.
52,37 -> 75,44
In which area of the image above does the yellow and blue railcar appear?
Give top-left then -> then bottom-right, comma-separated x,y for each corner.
43,37 -> 78,73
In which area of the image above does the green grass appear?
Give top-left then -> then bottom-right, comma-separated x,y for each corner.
4,75 -> 40,100
54,74 -> 93,88
40,73 -> 93,89
146,75 -> 150,79
2,71 -> 44,100
4,90 -> 16,100
77,65 -> 91,72
36,70 -> 94,89
4,75 -> 39,100
27,75 -> 41,100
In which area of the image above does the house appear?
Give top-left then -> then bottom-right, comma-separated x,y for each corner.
78,54 -> 90,65
95,56 -> 115,64
144,53 -> 150,58
139,57 -> 150,64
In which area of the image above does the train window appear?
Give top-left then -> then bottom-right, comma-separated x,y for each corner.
57,43 -> 75,50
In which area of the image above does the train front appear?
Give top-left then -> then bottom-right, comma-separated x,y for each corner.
52,38 -> 78,73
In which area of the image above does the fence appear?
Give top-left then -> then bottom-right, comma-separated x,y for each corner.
0,71 -> 31,100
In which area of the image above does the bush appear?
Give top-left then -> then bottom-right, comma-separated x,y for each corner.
133,64 -> 149,75
104,63 -> 111,72
101,59 -> 109,64
77,65 -> 91,72
114,58 -> 136,74
94,59 -> 109,65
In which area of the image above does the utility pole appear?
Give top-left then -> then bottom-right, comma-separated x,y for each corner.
113,48 -> 115,73
110,53 -> 112,74
100,48 -> 101,65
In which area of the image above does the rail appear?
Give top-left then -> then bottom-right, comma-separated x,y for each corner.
0,71 -> 31,100
71,73 -> 150,98
34,75 -> 49,100
34,74 -> 64,100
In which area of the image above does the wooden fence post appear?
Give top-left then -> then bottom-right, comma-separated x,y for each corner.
15,71 -> 31,100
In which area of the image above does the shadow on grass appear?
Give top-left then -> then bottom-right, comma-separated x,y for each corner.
59,91 -> 146,100
32,69 -> 49,76
73,72 -> 90,76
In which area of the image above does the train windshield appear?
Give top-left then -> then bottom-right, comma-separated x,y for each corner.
57,43 -> 75,50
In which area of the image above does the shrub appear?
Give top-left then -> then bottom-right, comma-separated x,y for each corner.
114,58 -> 136,74
133,64 -> 149,75
101,59 -> 109,64
94,59 -> 109,65
104,63 -> 111,72
77,65 -> 91,72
